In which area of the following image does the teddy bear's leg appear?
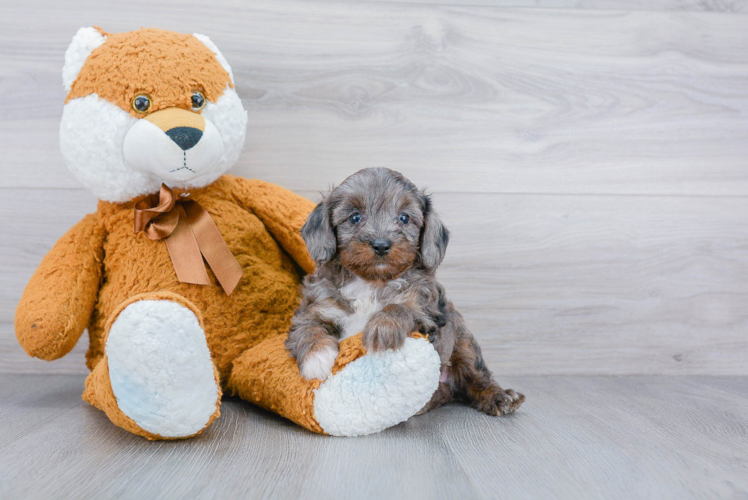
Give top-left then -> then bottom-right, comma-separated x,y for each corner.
83,292 -> 221,440
228,333 -> 441,436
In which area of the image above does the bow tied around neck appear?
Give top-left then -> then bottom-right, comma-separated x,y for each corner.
133,184 -> 243,295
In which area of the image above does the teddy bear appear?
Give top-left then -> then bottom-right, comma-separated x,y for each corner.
15,27 -> 441,439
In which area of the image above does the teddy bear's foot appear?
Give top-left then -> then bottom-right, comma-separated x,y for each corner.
313,336 -> 441,436
84,292 -> 221,440
229,333 -> 441,436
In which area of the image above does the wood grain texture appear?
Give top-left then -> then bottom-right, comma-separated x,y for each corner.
358,0 -> 748,13
1,374 -> 746,499
2,188 -> 747,375
2,0 -> 748,195
2,0 -> 748,375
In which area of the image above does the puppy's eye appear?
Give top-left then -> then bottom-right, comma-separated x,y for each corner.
398,213 -> 410,224
132,94 -> 151,114
191,91 -> 206,111
349,213 -> 361,225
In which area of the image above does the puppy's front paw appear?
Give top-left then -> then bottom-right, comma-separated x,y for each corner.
363,314 -> 408,352
298,342 -> 339,380
476,388 -> 525,416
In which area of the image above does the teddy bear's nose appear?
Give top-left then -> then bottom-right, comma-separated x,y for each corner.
144,107 -> 206,151
165,127 -> 203,151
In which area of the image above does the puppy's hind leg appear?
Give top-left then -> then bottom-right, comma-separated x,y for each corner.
449,333 -> 525,416
416,379 -> 452,415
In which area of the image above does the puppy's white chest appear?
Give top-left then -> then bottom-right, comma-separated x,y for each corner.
339,278 -> 383,339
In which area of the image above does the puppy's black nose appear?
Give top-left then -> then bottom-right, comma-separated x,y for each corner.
370,239 -> 392,256
166,127 -> 203,151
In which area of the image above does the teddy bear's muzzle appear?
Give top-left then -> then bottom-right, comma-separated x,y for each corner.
123,107 -> 224,184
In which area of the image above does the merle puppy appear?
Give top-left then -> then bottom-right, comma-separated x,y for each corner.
286,168 -> 524,416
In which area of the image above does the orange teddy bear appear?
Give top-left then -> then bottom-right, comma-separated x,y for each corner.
15,27 -> 441,439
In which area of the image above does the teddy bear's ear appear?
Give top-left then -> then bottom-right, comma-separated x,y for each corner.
62,27 -> 107,93
192,33 -> 235,84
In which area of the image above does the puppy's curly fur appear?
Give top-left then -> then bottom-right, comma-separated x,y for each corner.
286,168 -> 524,416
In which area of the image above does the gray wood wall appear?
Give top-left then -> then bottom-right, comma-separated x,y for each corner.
2,0 -> 747,376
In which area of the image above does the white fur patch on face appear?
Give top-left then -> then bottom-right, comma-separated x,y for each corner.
60,87 -> 247,202
314,337 -> 441,436
106,299 -> 220,438
299,343 -> 339,380
60,95 -> 160,202
62,27 -> 106,92
201,87 -> 247,173
339,277 -> 383,339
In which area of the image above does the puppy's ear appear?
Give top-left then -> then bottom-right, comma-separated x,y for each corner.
419,193 -> 449,270
302,201 -> 337,264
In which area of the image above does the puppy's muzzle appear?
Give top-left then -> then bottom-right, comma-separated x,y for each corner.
370,239 -> 392,256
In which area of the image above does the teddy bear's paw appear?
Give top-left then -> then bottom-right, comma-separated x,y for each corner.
312,336 -> 441,437
106,299 -> 220,438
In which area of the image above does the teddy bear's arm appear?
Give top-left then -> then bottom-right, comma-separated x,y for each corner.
230,177 -> 316,274
15,213 -> 106,361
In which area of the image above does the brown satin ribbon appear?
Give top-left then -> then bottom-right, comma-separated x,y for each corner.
134,184 -> 243,295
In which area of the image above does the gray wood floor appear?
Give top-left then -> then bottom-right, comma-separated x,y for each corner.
1,374 -> 746,499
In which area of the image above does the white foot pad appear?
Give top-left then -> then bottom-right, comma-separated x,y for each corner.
313,337 -> 441,437
107,300 -> 219,438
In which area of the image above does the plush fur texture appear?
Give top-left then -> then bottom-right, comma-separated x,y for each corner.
192,33 -> 234,83
106,295 -> 220,438
313,336 -> 440,436
62,27 -> 106,93
17,28 -> 314,440
87,176 -> 314,378
61,95 -> 145,202
61,72 -> 247,201
18,27 -> 444,439
60,27 -> 246,202
66,28 -> 233,114
228,332 -> 440,436
20,174 -> 317,440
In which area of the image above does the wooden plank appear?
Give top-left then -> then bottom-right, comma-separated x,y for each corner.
1,374 -> 746,499
0,373 -> 477,499
2,1 -> 748,195
3,188 -> 747,375
358,0 -> 748,13
436,375 -> 748,499
437,191 -> 748,375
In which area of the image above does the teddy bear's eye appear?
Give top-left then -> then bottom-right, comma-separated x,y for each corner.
191,91 -> 206,111
132,94 -> 151,114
